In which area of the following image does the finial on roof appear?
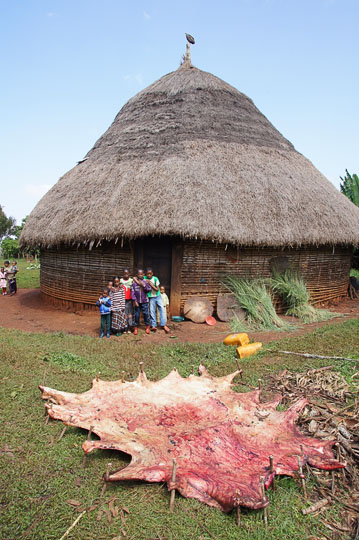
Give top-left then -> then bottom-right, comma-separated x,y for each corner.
182,33 -> 195,66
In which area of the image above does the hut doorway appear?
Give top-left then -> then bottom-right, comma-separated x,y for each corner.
134,237 -> 172,293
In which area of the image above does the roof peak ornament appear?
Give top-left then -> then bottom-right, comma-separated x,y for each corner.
182,33 -> 195,67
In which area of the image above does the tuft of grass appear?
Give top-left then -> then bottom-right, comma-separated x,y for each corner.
350,268 -> 359,278
271,270 -> 340,323
42,351 -> 105,374
223,276 -> 293,331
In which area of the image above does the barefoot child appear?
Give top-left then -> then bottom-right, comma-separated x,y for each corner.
120,268 -> 133,333
0,267 -> 7,295
157,285 -> 170,324
96,287 -> 112,338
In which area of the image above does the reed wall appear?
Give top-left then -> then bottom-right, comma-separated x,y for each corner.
40,240 -> 351,311
180,241 -> 352,310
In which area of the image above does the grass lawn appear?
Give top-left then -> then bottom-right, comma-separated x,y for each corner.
0,320 -> 358,539
2,258 -> 41,289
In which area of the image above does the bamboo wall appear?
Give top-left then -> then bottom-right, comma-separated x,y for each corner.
180,242 -> 352,310
40,240 -> 352,311
40,242 -> 133,308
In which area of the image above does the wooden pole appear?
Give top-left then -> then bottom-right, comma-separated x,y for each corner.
191,365 -> 194,375
121,371 -> 125,383
297,455 -> 307,500
139,362 -> 144,373
236,506 -> 241,526
269,455 -> 275,491
169,458 -> 177,512
260,477 -> 268,525
96,372 -> 100,382
82,426 -> 93,468
258,378 -> 262,390
58,416 -> 72,442
101,462 -> 112,497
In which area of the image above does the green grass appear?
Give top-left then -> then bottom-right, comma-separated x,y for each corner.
2,257 -> 40,289
1,321 -> 359,539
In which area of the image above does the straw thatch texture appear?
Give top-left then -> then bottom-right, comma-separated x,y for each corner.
20,62 -> 359,248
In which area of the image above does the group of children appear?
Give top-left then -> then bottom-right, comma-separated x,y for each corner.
0,261 -> 18,296
96,268 -> 170,338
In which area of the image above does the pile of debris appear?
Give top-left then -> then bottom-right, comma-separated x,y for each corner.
265,366 -> 359,539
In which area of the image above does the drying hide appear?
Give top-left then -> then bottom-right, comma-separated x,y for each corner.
40,365 -> 344,512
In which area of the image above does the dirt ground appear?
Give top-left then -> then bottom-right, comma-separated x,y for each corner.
1,289 -> 359,344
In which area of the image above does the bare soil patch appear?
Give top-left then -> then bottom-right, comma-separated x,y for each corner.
1,289 -> 359,344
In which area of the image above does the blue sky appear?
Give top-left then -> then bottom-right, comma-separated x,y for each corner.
1,0 -> 358,223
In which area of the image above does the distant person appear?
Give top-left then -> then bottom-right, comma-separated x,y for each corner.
0,267 -> 7,295
131,269 -> 151,335
110,276 -> 127,336
120,268 -> 134,333
96,287 -> 112,338
144,268 -> 169,333
4,260 -> 17,296
107,280 -> 113,291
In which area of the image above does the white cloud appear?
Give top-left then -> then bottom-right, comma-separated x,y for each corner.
47,12 -> 58,17
143,11 -> 151,20
25,184 -> 52,198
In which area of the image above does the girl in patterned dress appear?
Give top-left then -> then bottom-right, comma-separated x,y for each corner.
110,276 -> 127,336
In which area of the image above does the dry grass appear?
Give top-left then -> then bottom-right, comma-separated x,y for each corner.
20,63 -> 359,248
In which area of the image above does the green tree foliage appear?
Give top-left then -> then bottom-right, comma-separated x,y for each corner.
1,237 -> 19,259
0,205 -> 16,242
340,169 -> 359,206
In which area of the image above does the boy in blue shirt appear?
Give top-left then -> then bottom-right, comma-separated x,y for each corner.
96,287 -> 112,338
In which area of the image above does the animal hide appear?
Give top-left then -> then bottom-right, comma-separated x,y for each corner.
40,365 -> 343,511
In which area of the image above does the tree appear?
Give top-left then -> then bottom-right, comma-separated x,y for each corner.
0,205 -> 16,242
340,170 -> 359,206
1,237 -> 19,259
13,216 -> 28,240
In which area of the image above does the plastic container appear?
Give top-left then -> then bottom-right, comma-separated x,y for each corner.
205,316 -> 216,326
223,333 -> 249,347
172,316 -> 184,322
236,342 -> 262,359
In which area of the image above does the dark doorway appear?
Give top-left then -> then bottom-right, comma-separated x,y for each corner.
134,237 -> 172,294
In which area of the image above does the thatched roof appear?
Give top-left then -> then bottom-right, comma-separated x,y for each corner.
20,58 -> 359,248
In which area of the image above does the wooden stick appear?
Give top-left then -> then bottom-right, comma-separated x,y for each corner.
278,350 -> 359,363
260,477 -> 268,525
121,371 -> 125,383
191,365 -> 194,375
169,458 -> 177,512
101,462 -> 112,497
58,416 -> 72,442
302,498 -> 329,515
258,378 -> 262,390
269,455 -> 275,491
82,426 -> 93,468
297,455 -> 307,500
59,510 -> 86,540
139,362 -> 144,373
236,506 -> 241,526
96,372 -> 100,382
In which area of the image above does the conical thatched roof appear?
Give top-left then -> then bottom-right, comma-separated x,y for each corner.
20,58 -> 359,248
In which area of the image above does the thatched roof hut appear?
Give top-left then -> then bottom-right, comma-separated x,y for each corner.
20,51 -> 359,313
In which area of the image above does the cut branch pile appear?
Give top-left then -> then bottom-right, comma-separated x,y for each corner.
265,366 -> 359,539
